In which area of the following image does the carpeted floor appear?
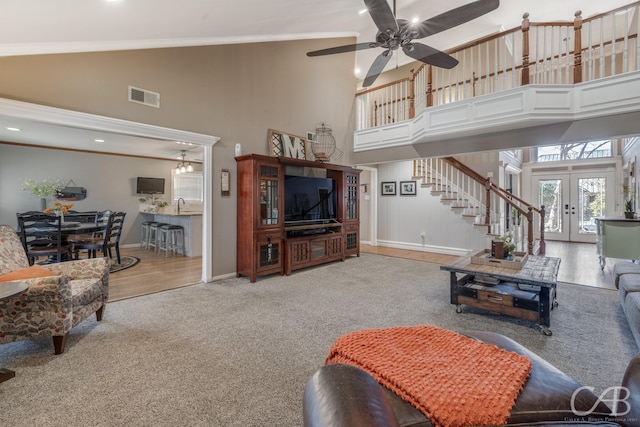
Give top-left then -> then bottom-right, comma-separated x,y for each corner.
0,253 -> 637,426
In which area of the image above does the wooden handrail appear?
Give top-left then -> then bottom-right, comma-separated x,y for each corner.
441,157 -> 546,255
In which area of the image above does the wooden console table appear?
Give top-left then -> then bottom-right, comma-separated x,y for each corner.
440,255 -> 561,335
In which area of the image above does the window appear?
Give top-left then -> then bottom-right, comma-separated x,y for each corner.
535,140 -> 612,162
172,172 -> 203,203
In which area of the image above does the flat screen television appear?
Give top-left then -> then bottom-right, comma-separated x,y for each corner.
284,175 -> 336,225
136,177 -> 165,195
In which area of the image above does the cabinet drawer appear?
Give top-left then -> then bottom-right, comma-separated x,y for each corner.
478,289 -> 513,307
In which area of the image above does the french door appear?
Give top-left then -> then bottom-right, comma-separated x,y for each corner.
533,171 -> 615,243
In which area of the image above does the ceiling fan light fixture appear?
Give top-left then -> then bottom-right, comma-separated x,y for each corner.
306,0 -> 501,88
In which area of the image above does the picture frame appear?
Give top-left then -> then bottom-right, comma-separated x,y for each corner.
400,181 -> 417,196
381,181 -> 396,196
268,129 -> 308,160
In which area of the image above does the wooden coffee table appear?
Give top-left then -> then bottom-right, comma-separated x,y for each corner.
440,255 -> 561,335
0,281 -> 28,383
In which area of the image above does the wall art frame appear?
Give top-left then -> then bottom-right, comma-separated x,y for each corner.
381,181 -> 396,196
268,129 -> 308,160
400,181 -> 417,196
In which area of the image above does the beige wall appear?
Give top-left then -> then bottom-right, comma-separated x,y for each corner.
0,38 -> 358,277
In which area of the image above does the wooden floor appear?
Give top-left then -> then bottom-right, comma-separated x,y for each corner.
108,240 -> 619,301
108,247 -> 202,301
361,241 -> 618,290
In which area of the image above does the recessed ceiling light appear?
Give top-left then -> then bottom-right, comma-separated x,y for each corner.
358,8 -> 368,15
94,139 -> 105,143
6,127 -> 21,132
412,17 -> 420,24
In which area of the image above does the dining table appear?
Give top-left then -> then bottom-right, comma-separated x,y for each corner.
30,221 -> 109,261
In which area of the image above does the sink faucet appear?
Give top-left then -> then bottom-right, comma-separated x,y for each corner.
177,198 -> 185,214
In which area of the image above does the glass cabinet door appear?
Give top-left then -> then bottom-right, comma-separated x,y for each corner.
259,164 -> 280,226
345,173 -> 359,220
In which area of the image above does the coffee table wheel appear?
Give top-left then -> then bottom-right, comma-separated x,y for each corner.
553,300 -> 559,308
455,305 -> 463,314
540,326 -> 552,336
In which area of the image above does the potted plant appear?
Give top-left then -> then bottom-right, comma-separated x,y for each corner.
623,184 -> 635,219
154,200 -> 169,213
497,233 -> 517,259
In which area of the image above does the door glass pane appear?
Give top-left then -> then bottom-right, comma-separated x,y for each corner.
539,179 -> 562,233
578,177 -> 605,235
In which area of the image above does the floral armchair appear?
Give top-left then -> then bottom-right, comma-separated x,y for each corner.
0,224 -> 109,354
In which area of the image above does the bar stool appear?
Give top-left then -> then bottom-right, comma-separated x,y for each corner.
157,224 -> 185,257
148,222 -> 165,253
141,221 -> 156,249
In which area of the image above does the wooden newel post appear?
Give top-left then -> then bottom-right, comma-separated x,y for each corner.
485,177 -> 492,232
526,206 -> 534,255
521,13 -> 530,86
573,10 -> 583,84
539,205 -> 546,255
426,66 -> 433,107
409,69 -> 416,119
373,100 -> 378,127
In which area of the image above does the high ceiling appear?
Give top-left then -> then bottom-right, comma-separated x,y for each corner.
0,0 -> 633,159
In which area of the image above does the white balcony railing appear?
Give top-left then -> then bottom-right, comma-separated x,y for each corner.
356,2 -> 640,131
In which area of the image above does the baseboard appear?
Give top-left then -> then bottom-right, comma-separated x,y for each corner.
375,239 -> 471,257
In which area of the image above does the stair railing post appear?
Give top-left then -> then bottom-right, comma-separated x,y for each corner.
521,13 -> 531,85
526,207 -> 534,255
573,10 -> 583,84
409,69 -> 416,119
485,177 -> 492,233
427,66 -> 433,107
374,100 -> 378,127
538,205 -> 546,255
573,10 -> 582,84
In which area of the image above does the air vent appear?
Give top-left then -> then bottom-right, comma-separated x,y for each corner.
128,86 -> 160,108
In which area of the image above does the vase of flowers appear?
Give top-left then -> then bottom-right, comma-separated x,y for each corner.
20,178 -> 64,210
44,201 -> 73,223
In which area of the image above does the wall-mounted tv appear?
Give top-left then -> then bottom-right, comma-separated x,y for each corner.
136,177 -> 165,195
284,175 -> 336,225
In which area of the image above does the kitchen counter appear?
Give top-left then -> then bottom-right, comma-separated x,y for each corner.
140,211 -> 203,257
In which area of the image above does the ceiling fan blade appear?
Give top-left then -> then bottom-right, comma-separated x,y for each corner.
363,50 -> 393,87
364,0 -> 399,35
307,42 -> 380,57
402,43 -> 458,69
412,0 -> 500,39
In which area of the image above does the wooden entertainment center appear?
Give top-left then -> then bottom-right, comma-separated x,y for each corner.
236,153 -> 361,282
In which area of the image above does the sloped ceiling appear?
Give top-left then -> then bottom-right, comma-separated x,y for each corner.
0,0 -> 633,158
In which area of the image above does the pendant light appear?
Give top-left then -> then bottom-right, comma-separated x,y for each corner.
175,150 -> 193,175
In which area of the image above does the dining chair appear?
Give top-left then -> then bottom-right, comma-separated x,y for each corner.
71,210 -> 112,260
16,212 -> 71,265
72,211 -> 126,264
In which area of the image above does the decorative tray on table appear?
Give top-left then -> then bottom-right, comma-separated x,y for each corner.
470,249 -> 528,270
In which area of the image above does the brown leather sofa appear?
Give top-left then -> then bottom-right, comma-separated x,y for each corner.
303,331 -> 640,427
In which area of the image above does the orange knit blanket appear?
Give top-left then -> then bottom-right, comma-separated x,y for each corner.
325,325 -> 532,427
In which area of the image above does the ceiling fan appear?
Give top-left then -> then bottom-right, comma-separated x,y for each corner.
307,0 -> 500,87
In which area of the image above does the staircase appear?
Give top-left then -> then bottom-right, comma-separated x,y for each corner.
412,157 -> 546,255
